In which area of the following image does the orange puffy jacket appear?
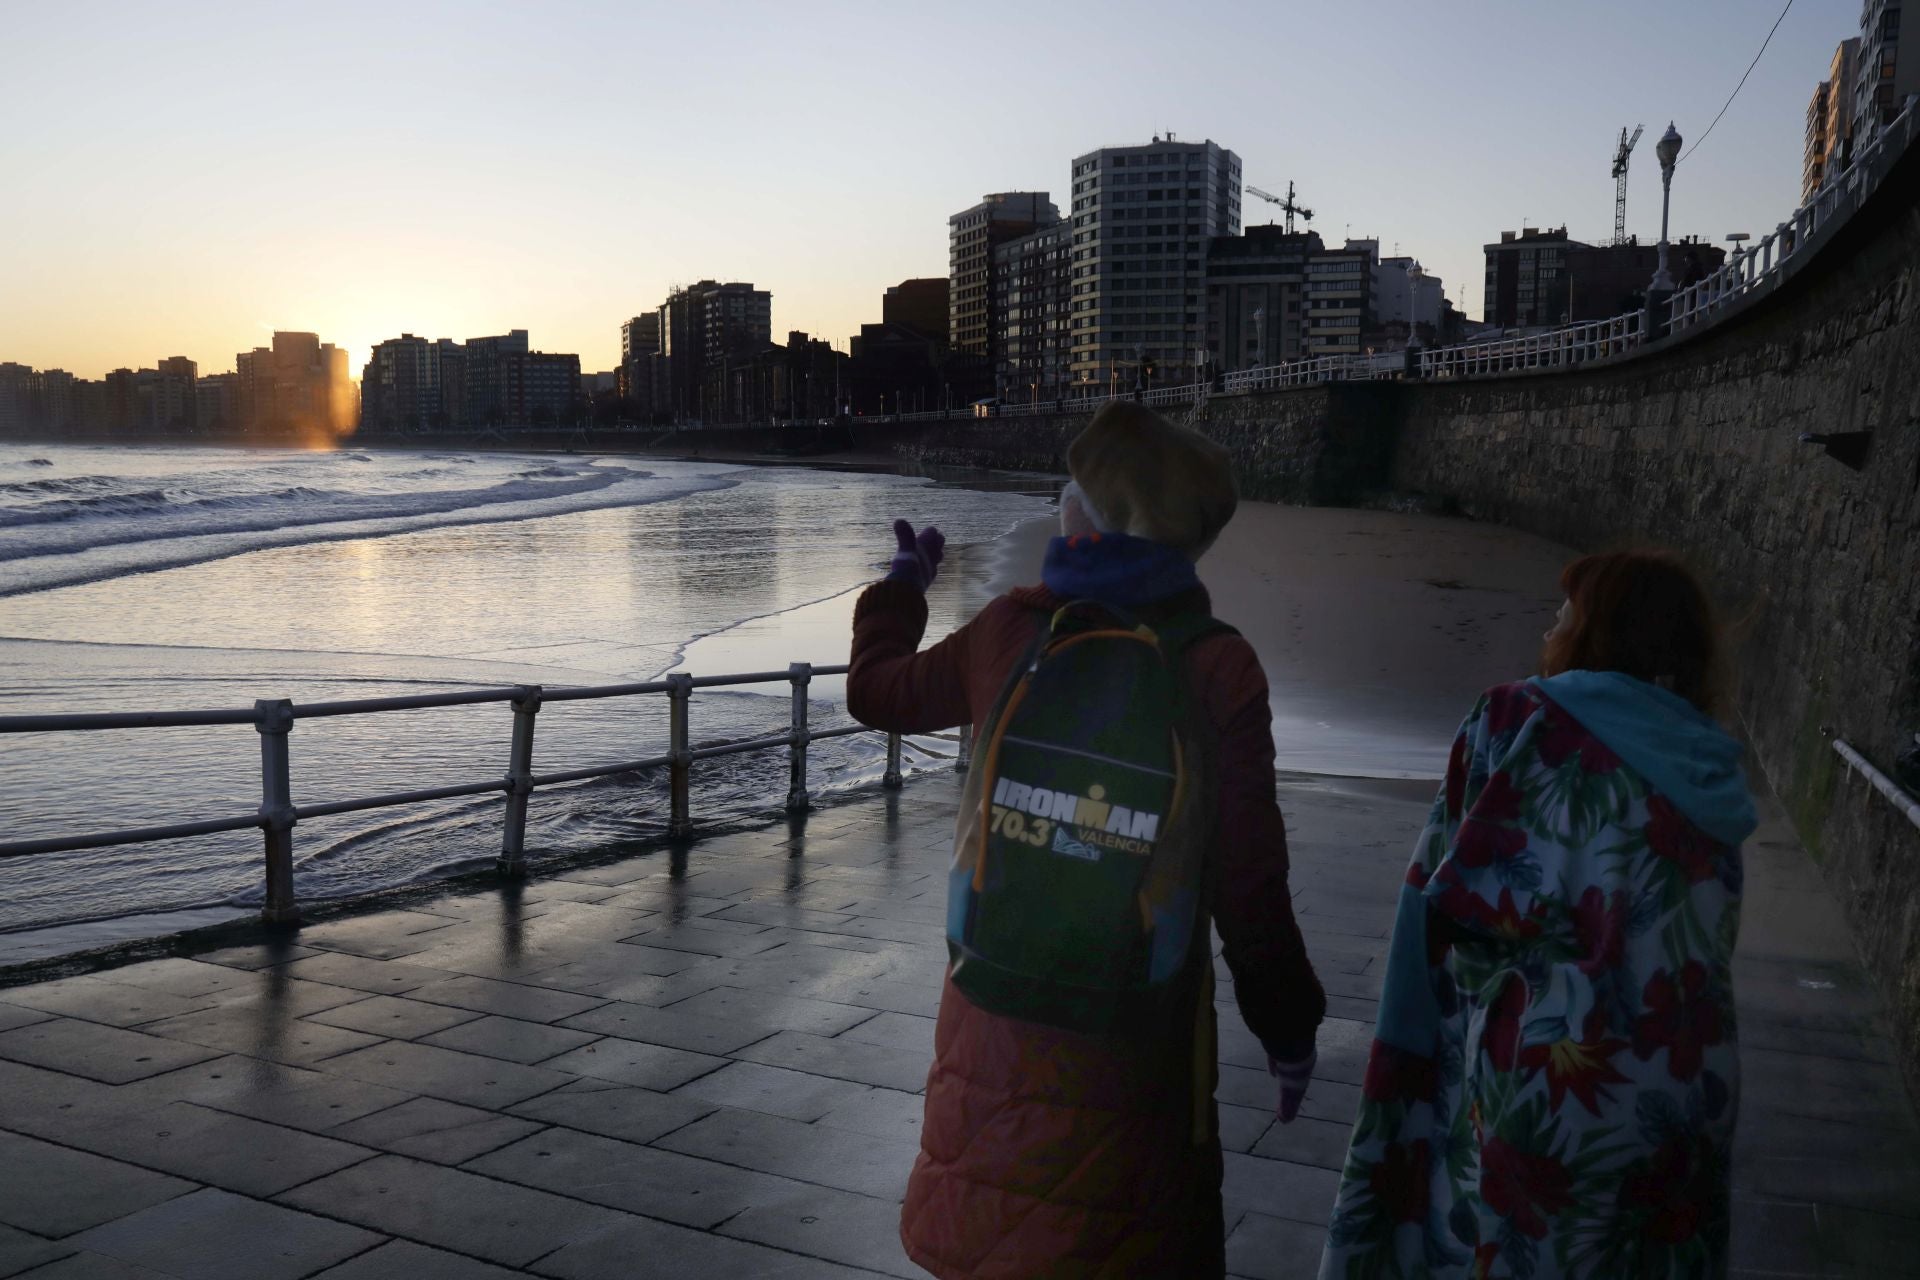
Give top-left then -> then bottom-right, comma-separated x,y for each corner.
848,578 -> 1326,1280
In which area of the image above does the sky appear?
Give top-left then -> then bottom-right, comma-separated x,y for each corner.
0,0 -> 1869,379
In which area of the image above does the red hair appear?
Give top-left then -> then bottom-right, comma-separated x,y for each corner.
1540,550 -> 1724,714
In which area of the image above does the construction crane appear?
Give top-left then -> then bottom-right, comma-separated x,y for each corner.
1612,124 -> 1644,246
1246,182 -> 1313,234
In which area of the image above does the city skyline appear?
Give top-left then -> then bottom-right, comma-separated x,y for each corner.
0,0 -> 1871,379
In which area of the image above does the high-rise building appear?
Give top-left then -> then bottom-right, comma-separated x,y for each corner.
29,368 -> 77,435
195,372 -> 234,434
655,281 -> 773,423
153,356 -> 197,432
1483,228 -> 1586,330
1067,138 -> 1242,389
1854,0 -> 1917,141
233,332 -> 354,439
1206,226 -> 1319,369
362,335 -> 447,432
948,193 -> 1058,363
1305,240 -> 1376,356
1806,39 -> 1861,201
0,363 -> 30,435
462,330 -> 581,426
1806,78 -> 1834,202
619,313 -> 662,419
700,282 -> 772,365
993,222 -> 1071,401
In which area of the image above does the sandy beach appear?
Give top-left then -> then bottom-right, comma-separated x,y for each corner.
989,501 -> 1575,780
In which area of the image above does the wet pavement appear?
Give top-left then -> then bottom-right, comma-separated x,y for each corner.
1,772 -> 1917,1278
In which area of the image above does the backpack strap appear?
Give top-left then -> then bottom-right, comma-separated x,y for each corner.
1150,612 -> 1238,657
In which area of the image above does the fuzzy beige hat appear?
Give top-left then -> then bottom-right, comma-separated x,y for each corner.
1065,401 -> 1238,555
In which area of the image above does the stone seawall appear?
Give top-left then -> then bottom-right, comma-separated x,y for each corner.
888,383 -> 1403,507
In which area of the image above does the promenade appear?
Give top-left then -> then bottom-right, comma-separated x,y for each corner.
1,770 -> 1916,1279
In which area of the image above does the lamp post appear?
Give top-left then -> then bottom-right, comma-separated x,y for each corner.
1650,122 -> 1683,292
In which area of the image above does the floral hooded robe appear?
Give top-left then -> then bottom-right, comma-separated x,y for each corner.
1319,672 -> 1758,1280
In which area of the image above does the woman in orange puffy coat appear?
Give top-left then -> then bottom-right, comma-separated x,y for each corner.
849,402 -> 1327,1278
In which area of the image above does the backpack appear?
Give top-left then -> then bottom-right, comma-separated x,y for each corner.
945,603 -> 1231,1035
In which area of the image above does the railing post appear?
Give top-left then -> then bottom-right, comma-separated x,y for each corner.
667,672 -> 693,838
884,731 -> 905,789
785,662 -> 812,814
254,698 -> 298,924
957,723 -> 973,772
498,684 -> 541,877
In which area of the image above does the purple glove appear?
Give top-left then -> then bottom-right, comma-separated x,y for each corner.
1269,1049 -> 1316,1124
885,519 -> 945,592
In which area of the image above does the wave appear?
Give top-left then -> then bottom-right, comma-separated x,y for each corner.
0,467 -> 742,598
1,469 -> 634,560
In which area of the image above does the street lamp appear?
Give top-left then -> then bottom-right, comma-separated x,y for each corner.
1650,122 -> 1683,292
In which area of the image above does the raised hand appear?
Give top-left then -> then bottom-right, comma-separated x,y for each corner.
885,519 -> 946,592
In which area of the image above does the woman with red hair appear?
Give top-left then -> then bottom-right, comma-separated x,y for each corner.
1320,551 -> 1757,1280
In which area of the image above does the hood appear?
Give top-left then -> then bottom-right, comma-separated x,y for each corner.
1041,532 -> 1200,608
1529,670 -> 1758,847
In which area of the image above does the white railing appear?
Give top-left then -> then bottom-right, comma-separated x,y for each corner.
1673,99 -> 1915,334
0,664 -> 924,925
1418,312 -> 1645,379
1220,97 -> 1916,393
1223,351 -> 1404,394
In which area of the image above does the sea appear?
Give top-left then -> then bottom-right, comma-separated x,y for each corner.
0,442 -> 1054,960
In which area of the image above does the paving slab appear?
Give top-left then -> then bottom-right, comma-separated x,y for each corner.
0,1132 -> 193,1238
189,941 -> 320,972
297,911 -> 463,960
655,1107 -> 919,1201
717,1180 -> 922,1279
312,1238 -> 526,1280
17,1249 -> 185,1277
528,1212 -> 879,1280
0,1058 -> 132,1139
0,975 -> 221,1030
1224,1211 -> 1327,1280
1222,1151 -> 1341,1229
666,986 -> 879,1037
134,1001 -> 386,1068
274,953 -> 455,996
418,1015 -> 600,1065
278,1155 -> 628,1268
0,1003 -> 54,1034
466,1126 -> 800,1228
833,1011 -> 935,1057
536,1036 -> 726,1091
504,1084 -> 715,1145
305,995 -> 486,1040
0,1018 -> 221,1084
328,1097 -> 545,1165
736,1029 -> 931,1093
86,960 -> 256,1001
73,1187 -> 381,1280
319,1041 -> 575,1110
553,999 -> 776,1055
124,1055 -> 413,1131
65,1100 -> 376,1197
404,975 -> 606,1024
0,1223 -> 75,1278
673,1061 -> 876,1122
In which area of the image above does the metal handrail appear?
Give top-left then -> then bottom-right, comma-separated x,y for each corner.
0,660 -> 900,924
1217,98 -> 1916,394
